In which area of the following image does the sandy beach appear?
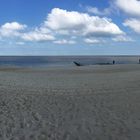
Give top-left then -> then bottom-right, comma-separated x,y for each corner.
0,64 -> 140,140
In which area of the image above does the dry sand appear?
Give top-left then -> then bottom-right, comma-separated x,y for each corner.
0,64 -> 140,140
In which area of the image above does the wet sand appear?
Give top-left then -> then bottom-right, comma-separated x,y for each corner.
0,64 -> 140,140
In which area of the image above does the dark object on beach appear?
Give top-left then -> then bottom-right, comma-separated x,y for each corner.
73,61 -> 82,66
139,59 -> 140,64
113,60 -> 115,65
98,62 -> 112,65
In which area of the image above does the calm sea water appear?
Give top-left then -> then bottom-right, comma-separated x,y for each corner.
0,56 -> 139,67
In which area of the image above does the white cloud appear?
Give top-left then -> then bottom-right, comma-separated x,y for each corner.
0,21 -> 55,42
22,31 -> 55,41
45,8 -> 124,37
35,26 -> 52,34
54,39 -> 76,45
1,22 -> 26,30
0,8 -> 125,44
0,22 -> 27,37
20,23 -> 55,42
86,6 -> 110,16
115,0 -> 140,16
55,30 -> 70,35
112,35 -> 134,42
123,18 -> 140,33
84,38 -> 100,44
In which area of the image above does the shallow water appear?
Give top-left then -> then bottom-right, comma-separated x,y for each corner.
0,56 -> 139,67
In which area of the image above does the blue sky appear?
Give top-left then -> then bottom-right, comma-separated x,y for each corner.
0,0 -> 140,55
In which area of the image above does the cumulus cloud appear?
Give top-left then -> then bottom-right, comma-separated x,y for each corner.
115,0 -> 140,16
44,8 -> 124,37
123,18 -> 140,33
0,22 -> 27,37
86,6 -> 111,16
0,22 -> 55,42
112,35 -> 134,42
1,22 -> 26,30
54,39 -> 76,45
0,8 -> 125,44
84,38 -> 100,44
22,31 -> 55,41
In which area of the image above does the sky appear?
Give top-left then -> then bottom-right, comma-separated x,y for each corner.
0,0 -> 140,55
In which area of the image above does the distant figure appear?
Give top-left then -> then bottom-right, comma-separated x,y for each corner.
113,60 -> 115,65
139,59 -> 140,64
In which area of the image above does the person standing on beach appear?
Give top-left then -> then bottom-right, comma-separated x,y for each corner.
113,60 -> 115,65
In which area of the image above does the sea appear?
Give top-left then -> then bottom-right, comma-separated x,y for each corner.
0,56 -> 139,67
